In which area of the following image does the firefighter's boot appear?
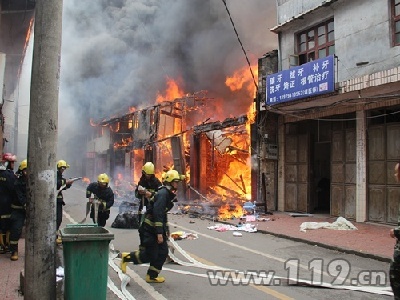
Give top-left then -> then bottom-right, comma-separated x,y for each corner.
10,251 -> 18,261
0,233 -> 7,254
145,274 -> 165,283
56,230 -> 62,245
121,252 -> 131,273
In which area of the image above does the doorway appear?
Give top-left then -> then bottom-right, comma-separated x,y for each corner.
312,142 -> 331,213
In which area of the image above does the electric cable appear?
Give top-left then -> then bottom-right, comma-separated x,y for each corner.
221,0 -> 258,92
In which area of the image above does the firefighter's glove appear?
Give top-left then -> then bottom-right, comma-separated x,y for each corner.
62,201 -> 66,206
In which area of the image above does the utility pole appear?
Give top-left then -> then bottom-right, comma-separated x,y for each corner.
25,0 -> 63,299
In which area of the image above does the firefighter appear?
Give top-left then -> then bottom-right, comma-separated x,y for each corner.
121,169 -> 185,283
0,153 -> 17,254
56,160 -> 74,244
9,159 -> 27,261
86,173 -> 114,227
135,162 -> 162,215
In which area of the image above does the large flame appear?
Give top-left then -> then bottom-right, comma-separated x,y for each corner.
156,77 -> 185,103
99,63 -> 257,220
218,202 -> 244,220
225,64 -> 258,97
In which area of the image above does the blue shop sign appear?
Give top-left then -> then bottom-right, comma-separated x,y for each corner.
266,55 -> 335,105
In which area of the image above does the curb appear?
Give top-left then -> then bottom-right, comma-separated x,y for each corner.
219,218 -> 392,263
256,228 -> 392,263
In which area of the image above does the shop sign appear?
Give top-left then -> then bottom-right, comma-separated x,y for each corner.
266,55 -> 335,105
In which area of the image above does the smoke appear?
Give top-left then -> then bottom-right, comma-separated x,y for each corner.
58,0 -> 277,159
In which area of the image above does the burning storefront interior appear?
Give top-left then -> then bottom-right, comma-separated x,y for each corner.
84,90 -> 269,222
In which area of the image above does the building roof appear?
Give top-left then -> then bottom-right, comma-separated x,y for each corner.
270,0 -> 337,33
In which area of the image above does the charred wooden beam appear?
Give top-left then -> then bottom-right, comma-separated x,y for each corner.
193,115 -> 248,135
160,110 -> 183,119
223,172 -> 246,194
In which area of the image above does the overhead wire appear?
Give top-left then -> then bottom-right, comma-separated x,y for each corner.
221,0 -> 258,92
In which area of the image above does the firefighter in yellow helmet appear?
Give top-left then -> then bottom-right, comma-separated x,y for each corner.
56,160 -> 74,244
135,162 -> 162,215
9,159 -> 28,261
121,169 -> 185,283
86,173 -> 115,227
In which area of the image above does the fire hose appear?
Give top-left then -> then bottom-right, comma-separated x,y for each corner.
187,184 -> 212,202
57,177 -> 82,193
108,244 -> 136,300
79,197 -> 100,224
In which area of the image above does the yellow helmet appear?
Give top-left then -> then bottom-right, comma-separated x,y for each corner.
97,173 -> 110,185
142,162 -> 155,175
163,170 -> 185,183
57,160 -> 70,169
18,159 -> 27,171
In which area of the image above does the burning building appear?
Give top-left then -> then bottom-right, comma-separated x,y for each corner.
84,89 -> 257,219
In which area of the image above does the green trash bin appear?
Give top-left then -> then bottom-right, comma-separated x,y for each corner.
60,224 -> 114,300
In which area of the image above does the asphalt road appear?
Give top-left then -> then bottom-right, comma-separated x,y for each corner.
59,184 -> 393,300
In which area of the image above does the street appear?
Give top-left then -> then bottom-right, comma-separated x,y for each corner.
61,184 -> 393,300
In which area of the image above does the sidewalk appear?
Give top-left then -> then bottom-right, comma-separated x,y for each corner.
225,212 -> 395,262
0,238 -> 63,300
1,212 -> 395,298
0,239 -> 24,299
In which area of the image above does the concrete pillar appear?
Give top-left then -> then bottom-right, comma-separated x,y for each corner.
25,0 -> 63,298
356,110 -> 367,222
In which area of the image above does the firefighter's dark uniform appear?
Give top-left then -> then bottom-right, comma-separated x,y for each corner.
390,208 -> 400,299
9,172 -> 27,257
56,170 -> 71,231
135,174 -> 162,213
0,168 -> 17,252
126,185 -> 175,280
86,182 -> 114,227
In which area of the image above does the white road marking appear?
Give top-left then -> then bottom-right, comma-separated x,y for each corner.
62,211 -> 167,300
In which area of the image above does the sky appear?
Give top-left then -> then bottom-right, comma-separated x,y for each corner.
57,0 -> 277,160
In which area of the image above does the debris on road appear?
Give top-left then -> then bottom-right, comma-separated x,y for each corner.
207,223 -> 257,233
170,231 -> 198,240
300,216 -> 357,232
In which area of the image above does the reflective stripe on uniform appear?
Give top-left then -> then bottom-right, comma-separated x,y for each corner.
11,204 -> 24,210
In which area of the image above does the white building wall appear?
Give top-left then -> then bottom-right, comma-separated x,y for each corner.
87,128 -> 111,154
276,0 -> 327,25
276,0 -> 400,82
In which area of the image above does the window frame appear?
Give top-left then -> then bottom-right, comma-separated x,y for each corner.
391,0 -> 400,46
296,19 -> 335,66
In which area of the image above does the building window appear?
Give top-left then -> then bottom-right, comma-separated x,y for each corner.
297,19 -> 334,65
392,0 -> 400,46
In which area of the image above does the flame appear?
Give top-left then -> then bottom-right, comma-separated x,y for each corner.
18,17 -> 34,78
114,137 -> 132,149
225,64 -> 258,97
92,62 -> 258,217
82,177 -> 91,184
114,173 -> 135,198
218,202 -> 244,219
156,77 -> 185,103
